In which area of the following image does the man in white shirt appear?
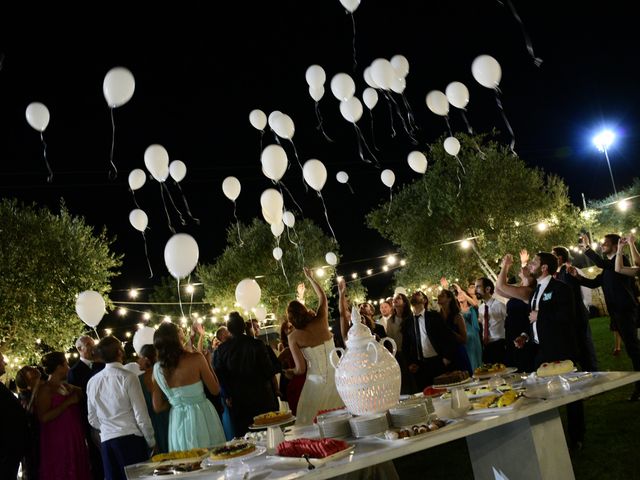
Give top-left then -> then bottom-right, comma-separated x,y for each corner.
475,277 -> 507,364
376,299 -> 393,331
87,336 -> 155,480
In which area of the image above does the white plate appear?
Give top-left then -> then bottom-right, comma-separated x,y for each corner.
201,445 -> 267,466
466,396 -> 525,415
474,366 -> 519,380
265,444 -> 355,468
376,418 -> 462,441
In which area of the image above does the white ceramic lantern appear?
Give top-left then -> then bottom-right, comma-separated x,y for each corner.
330,308 -> 401,415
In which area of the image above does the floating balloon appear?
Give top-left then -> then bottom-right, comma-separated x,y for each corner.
370,59 -> 395,90
271,221 -> 285,237
222,176 -> 241,201
128,169 -> 146,191
407,151 -> 428,174
144,144 -> 170,182
103,67 -> 135,108
394,286 -> 407,296
261,144 -> 288,181
381,169 -> 395,188
267,111 -> 282,127
254,306 -> 267,323
25,102 -> 50,132
471,55 -> 502,89
390,76 -> 406,94
75,291 -> 106,328
339,0 -> 360,13
283,211 -> 295,228
339,97 -> 363,123
305,65 -> 326,87
336,171 -> 349,184
330,73 -> 356,101
260,189 -> 284,226
129,209 -> 148,232
363,88 -> 378,110
169,160 -> 187,183
363,67 -> 379,89
309,86 -> 325,102
272,247 -> 283,261
235,278 -> 262,310
445,82 -> 470,109
444,136 -> 461,156
325,252 -> 338,266
271,113 -> 295,140
302,159 -> 328,192
164,233 -> 199,280
133,326 -> 155,355
425,90 -> 449,116
391,55 -> 410,78
249,109 -> 267,130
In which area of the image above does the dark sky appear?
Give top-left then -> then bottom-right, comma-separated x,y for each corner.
1,1 -> 638,310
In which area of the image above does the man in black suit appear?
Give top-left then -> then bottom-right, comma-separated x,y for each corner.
0,353 -> 28,479
404,291 -> 458,389
571,233 -> 640,400
67,335 -> 105,480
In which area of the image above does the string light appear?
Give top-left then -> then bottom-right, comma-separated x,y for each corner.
351,273 -> 358,279
163,316 -> 171,322
118,307 -> 127,316
382,265 -> 389,272
315,268 -> 325,277
105,328 -> 113,335
617,199 -> 630,212
460,240 -> 471,250
186,284 -> 195,294
35,338 -> 41,344
129,289 -> 139,299
400,260 -> 406,266
536,222 -> 548,232
143,312 -> 151,320
366,269 -> 373,275
125,332 -> 131,338
386,255 -> 397,265
137,323 -> 144,329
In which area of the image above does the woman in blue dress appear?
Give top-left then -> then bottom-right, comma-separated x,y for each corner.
152,322 -> 225,451
457,290 -> 483,371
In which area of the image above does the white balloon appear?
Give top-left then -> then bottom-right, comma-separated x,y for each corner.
271,221 -> 285,237
339,0 -> 360,13
133,326 -> 156,355
336,171 -> 349,184
103,67 -> 135,108
445,82 -> 470,109
267,111 -> 282,128
164,233 -> 199,280
260,189 -> 284,226
272,247 -> 283,261
407,151 -> 428,174
144,144 -> 170,182
128,169 -> 146,191
391,55 -> 410,78
363,67 -> 379,89
169,160 -> 187,182
330,73 -> 356,101
471,55 -> 502,89
425,90 -> 449,116
283,211 -> 295,228
394,286 -> 407,296
309,86 -> 325,102
363,88 -> 379,110
390,76 -> 406,94
271,113 -> 295,140
254,306 -> 267,323
381,169 -> 395,188
261,144 -> 288,181
75,290 -> 106,328
325,252 -> 338,266
235,278 -> 262,310
305,65 -> 326,87
222,176 -> 241,201
444,136 -> 461,156
302,159 -> 328,192
25,102 -> 50,132
339,97 -> 363,123
129,209 -> 148,232
262,207 -> 283,227
370,59 -> 395,90
249,109 -> 267,130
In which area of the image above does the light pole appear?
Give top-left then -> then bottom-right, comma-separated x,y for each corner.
592,129 -> 617,196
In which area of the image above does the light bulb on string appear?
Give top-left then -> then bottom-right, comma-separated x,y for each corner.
382,266 -> 389,272
351,273 -> 358,279
129,289 -> 139,299
163,316 -> 171,322
143,312 -> 151,320
186,284 -> 195,294
118,307 -> 127,316
400,259 -> 406,266
366,269 -> 373,275
386,255 -> 397,265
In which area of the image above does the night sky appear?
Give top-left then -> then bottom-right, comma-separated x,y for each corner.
1,1 -> 638,317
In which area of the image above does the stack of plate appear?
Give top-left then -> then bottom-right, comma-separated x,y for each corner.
317,412 -> 353,438
348,413 -> 389,438
388,402 -> 429,428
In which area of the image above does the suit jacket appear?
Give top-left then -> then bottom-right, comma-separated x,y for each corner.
531,278 -> 578,365
556,265 -> 590,330
0,382 -> 28,470
404,311 -> 458,363
67,360 -> 104,428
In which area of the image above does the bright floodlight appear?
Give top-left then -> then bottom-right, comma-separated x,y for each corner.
593,130 -> 615,152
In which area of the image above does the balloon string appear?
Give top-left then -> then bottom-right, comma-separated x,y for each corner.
93,328 -> 100,340
232,201 -> 244,246
163,182 -> 186,226
350,12 -> 357,73
444,116 -> 454,138
386,92 -> 418,144
175,181 -> 200,225
402,93 -> 420,133
40,132 -> 53,183
454,155 -> 466,175
108,108 -> 118,180
278,181 -> 304,217
386,188 -> 393,220
272,130 -> 282,146
354,124 -> 380,167
279,259 -> 290,287
384,93 -> 397,138
427,196 -> 433,217
460,110 -> 486,158
287,139 -> 308,192
286,225 -> 298,247
314,102 -> 334,142
188,274 -> 194,318
500,0 -> 543,67
142,231 -> 154,278
259,130 -> 264,158
347,182 -> 355,195
318,191 -> 337,243
291,226 -> 306,268
159,183 -> 176,234
130,188 -> 141,209
367,110 -> 380,151
176,278 -> 185,319
494,89 -> 517,155
455,165 -> 463,199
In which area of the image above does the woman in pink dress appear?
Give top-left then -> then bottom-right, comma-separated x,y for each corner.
36,352 -> 90,480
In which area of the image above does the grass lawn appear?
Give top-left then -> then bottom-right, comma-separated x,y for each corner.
393,317 -> 640,479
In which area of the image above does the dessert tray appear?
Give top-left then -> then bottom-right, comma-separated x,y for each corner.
434,376 -> 475,388
265,444 -> 355,469
126,458 -> 224,479
375,418 -> 462,442
201,445 -> 267,466
474,366 -> 518,380
466,393 -> 525,415
249,415 -> 296,430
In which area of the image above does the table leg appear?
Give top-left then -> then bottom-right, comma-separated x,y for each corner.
466,408 -> 574,480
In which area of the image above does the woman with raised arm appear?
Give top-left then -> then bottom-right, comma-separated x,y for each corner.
284,268 -> 343,426
615,236 -> 640,277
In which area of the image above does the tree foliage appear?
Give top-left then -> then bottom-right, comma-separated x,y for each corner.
367,134 -> 582,289
586,178 -> 640,239
0,199 -> 121,365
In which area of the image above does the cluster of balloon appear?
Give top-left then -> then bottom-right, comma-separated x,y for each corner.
25,102 -> 53,182
336,170 -> 354,194
305,65 -> 333,141
222,176 -> 244,246
260,144 -> 303,215
75,290 -> 106,338
164,233 -> 200,317
380,169 -> 396,216
303,159 -> 337,243
337,0 -> 361,71
133,326 -> 156,355
471,55 -> 515,154
103,67 -> 135,179
144,144 -> 185,234
235,278 -> 262,312
268,111 -> 305,189
249,109 -> 268,153
169,159 -> 200,225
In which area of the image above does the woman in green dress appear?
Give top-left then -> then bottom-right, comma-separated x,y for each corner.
137,344 -> 170,453
152,323 -> 225,451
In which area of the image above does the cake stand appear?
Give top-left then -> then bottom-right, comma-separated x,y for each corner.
248,416 -> 297,454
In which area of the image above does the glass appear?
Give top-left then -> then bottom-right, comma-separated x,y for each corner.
225,461 -> 249,480
450,386 -> 471,415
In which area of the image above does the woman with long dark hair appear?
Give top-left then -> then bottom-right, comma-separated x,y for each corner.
152,322 -> 225,451
137,344 -> 169,453
437,290 -> 472,375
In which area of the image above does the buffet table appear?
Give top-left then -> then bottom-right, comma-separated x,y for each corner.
125,371 -> 640,480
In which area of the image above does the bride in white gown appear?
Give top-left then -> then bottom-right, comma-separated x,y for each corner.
284,267 -> 343,426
